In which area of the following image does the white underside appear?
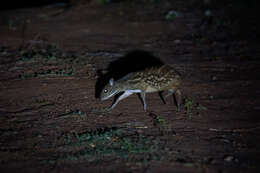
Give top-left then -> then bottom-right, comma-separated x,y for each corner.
127,89 -> 142,93
101,89 -> 142,101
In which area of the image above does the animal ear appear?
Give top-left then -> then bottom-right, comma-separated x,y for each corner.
109,78 -> 114,86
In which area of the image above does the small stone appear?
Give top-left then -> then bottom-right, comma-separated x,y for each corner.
174,40 -> 181,44
224,155 -> 234,162
212,76 -> 217,81
204,9 -> 212,17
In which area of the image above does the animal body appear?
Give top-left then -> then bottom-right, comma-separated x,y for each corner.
100,65 -> 182,111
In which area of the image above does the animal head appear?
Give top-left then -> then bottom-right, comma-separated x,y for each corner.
100,78 -> 119,101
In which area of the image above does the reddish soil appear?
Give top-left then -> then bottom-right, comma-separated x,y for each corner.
0,0 -> 260,172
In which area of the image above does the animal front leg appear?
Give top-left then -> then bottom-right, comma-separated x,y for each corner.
110,91 -> 133,110
159,91 -> 167,104
140,91 -> 147,111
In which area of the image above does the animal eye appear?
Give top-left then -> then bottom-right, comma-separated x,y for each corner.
104,89 -> 108,93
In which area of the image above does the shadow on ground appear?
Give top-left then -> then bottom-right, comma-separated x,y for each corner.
95,50 -> 164,98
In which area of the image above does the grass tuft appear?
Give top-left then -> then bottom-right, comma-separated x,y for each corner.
62,127 -> 166,163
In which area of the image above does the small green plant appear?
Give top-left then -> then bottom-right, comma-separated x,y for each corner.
149,112 -> 166,127
184,98 -> 193,118
165,10 -> 180,21
149,112 -> 174,135
155,115 -> 173,135
155,115 -> 165,125
19,67 -> 75,79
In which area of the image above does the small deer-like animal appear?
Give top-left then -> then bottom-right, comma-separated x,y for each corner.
100,65 -> 182,111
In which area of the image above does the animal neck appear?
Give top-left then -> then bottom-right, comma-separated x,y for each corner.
113,82 -> 127,93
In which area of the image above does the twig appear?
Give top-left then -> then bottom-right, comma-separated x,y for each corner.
0,103 -> 54,114
209,126 -> 260,133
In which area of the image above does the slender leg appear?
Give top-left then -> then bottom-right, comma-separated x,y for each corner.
163,90 -> 174,103
140,91 -> 147,111
174,89 -> 182,111
110,91 -> 133,110
159,91 -> 166,104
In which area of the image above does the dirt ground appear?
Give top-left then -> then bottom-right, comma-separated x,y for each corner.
0,0 -> 260,172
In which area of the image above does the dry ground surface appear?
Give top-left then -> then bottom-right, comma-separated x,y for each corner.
0,0 -> 260,172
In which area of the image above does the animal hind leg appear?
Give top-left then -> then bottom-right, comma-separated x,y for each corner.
174,89 -> 182,111
162,90 -> 174,104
